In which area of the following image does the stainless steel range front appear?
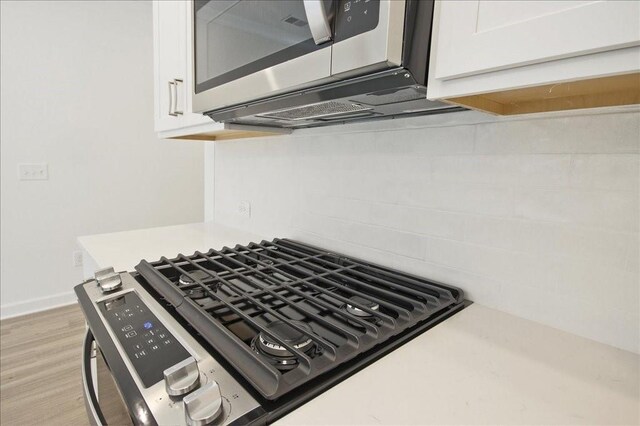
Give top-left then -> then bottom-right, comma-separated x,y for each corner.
76,239 -> 467,425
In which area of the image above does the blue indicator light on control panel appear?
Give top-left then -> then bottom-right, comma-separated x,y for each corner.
143,321 -> 153,330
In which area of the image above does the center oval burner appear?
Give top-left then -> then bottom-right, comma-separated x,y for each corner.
251,320 -> 317,371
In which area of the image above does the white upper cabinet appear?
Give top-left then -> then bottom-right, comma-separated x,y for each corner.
434,1 -> 640,80
154,1 -> 212,135
154,1 -> 187,132
427,1 -> 640,115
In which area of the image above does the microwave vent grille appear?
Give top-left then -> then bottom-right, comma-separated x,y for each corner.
256,101 -> 372,121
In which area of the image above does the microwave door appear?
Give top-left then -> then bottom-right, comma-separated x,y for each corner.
331,0 -> 406,77
192,0 -> 334,114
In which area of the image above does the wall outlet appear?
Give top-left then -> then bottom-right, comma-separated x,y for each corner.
238,200 -> 251,218
18,163 -> 48,180
73,250 -> 83,267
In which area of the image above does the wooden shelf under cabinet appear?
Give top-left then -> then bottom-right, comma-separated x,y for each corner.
443,72 -> 640,116
158,122 -> 292,142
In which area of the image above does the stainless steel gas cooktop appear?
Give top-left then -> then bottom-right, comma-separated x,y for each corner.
76,238 -> 468,425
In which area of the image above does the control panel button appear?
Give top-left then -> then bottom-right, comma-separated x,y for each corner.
335,0 -> 380,42
164,356 -> 200,397
184,381 -> 223,426
134,350 -> 147,359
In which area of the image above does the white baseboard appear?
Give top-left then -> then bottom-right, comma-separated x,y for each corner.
0,291 -> 78,320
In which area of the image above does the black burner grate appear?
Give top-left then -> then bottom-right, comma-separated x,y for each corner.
135,239 -> 464,400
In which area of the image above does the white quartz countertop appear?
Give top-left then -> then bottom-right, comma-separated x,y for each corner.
275,303 -> 639,425
78,222 -> 639,425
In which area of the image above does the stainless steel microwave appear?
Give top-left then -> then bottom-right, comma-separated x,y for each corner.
191,0 -> 461,129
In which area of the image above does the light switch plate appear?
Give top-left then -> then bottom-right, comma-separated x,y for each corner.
18,163 -> 48,180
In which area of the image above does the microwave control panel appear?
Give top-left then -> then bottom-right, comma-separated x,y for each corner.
99,291 -> 191,388
334,0 -> 380,42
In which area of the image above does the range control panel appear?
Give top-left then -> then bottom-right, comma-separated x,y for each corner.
99,291 -> 191,388
334,0 -> 380,42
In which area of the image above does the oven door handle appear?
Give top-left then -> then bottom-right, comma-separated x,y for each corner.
82,329 -> 107,426
303,0 -> 333,45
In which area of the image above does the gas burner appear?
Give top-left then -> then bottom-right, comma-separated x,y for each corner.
345,296 -> 379,317
184,287 -> 207,300
251,320 -> 316,371
343,296 -> 382,327
178,270 -> 215,299
178,269 -> 212,286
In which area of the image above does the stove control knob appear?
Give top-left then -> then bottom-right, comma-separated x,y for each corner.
94,267 -> 122,293
184,381 -> 223,426
164,356 -> 200,397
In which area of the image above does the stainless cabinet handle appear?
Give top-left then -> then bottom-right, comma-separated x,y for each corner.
168,80 -> 177,116
303,0 -> 333,45
168,79 -> 183,117
173,79 -> 184,115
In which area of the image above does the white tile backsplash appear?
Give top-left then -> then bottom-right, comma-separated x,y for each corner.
462,215 -> 524,251
569,154 -> 640,191
376,125 -> 477,156
518,155 -> 573,188
212,110 -> 640,353
514,188 -> 639,231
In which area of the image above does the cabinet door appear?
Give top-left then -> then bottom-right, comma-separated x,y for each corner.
434,1 -> 640,81
153,1 -> 186,132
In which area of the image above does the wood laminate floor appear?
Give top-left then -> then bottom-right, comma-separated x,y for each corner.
1,304 -> 88,425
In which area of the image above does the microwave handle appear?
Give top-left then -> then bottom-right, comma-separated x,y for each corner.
303,0 -> 333,45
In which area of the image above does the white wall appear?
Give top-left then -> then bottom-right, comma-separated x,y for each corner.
210,109 -> 639,353
0,1 -> 204,317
